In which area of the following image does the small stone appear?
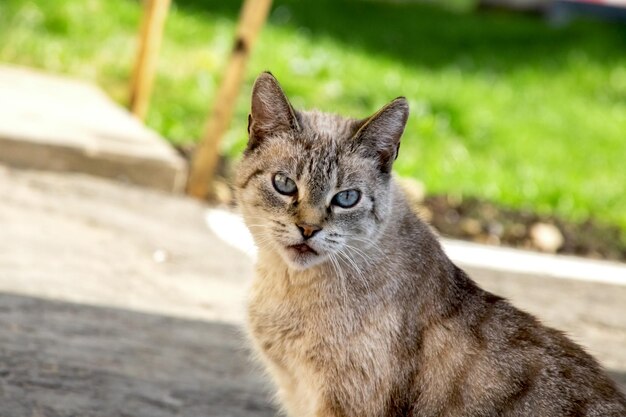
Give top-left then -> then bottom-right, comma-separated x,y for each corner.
480,204 -> 498,221
530,223 -> 564,253
444,209 -> 460,224
446,193 -> 463,208
508,223 -> 526,238
485,234 -> 501,246
473,233 -> 500,245
460,218 -> 482,236
487,221 -> 504,237
152,249 -> 168,263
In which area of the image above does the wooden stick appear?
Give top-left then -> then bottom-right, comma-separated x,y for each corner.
187,0 -> 273,199
129,0 -> 171,120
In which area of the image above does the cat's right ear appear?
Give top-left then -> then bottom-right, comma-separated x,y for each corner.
353,97 -> 409,174
247,72 -> 299,152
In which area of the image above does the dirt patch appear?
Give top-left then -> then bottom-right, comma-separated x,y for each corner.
419,195 -> 626,262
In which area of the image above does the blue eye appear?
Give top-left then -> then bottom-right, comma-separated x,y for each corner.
332,189 -> 361,208
272,173 -> 297,195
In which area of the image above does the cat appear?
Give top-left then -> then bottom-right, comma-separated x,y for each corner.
235,72 -> 626,417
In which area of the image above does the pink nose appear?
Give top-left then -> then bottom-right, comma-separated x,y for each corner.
296,223 -> 322,239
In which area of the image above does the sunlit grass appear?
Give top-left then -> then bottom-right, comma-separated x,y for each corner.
1,0 -> 625,236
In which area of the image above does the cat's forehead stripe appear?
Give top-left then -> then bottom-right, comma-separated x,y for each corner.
303,141 -> 338,204
240,168 -> 264,189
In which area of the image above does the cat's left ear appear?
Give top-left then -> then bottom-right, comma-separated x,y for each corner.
353,97 -> 409,174
247,72 -> 300,152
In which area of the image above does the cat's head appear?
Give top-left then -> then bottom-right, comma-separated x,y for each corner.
236,72 -> 409,270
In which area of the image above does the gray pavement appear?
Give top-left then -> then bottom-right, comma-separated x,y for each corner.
0,165 -> 624,416
0,65 -> 187,192
0,294 -> 274,417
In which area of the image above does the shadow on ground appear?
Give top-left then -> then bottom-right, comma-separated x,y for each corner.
0,291 -> 624,417
0,293 -> 275,417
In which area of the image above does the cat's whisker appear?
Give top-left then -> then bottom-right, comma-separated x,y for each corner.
329,253 -> 349,305
342,247 -> 371,281
337,250 -> 363,276
325,254 -> 338,282
334,248 -> 370,292
251,232 -> 276,248
253,235 -> 273,244
327,254 -> 339,280
349,250 -> 373,267
343,245 -> 374,269
349,237 -> 389,261
338,248 -> 372,293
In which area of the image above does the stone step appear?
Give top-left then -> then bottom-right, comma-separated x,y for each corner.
0,65 -> 187,192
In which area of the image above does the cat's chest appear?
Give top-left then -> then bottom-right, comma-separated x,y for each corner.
247,267 -> 405,417
247,268 -> 399,366
246,269 -> 352,364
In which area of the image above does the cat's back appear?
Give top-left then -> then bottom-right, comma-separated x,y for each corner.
413,267 -> 626,417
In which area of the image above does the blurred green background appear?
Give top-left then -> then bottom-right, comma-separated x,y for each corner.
1,0 -> 625,236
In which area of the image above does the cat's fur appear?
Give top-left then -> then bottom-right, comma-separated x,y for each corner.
236,72 -> 626,417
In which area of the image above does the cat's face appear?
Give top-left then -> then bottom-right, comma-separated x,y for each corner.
236,73 -> 408,270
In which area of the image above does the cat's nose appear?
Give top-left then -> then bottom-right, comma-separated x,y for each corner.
296,223 -> 322,240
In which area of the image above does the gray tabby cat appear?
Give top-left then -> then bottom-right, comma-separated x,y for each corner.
236,72 -> 626,417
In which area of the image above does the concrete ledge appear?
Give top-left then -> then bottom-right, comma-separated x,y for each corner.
442,238 -> 626,287
0,65 -> 187,192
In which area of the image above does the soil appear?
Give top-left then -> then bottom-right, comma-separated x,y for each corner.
419,195 -> 626,262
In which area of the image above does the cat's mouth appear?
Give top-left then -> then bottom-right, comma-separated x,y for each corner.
287,243 -> 318,256
281,243 -> 325,269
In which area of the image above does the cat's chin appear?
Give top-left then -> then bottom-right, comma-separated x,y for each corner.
279,245 -> 326,270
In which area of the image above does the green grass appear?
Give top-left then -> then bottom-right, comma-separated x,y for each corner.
1,0 -> 626,236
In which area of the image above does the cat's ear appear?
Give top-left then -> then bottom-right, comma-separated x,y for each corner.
247,72 -> 299,151
353,97 -> 409,174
